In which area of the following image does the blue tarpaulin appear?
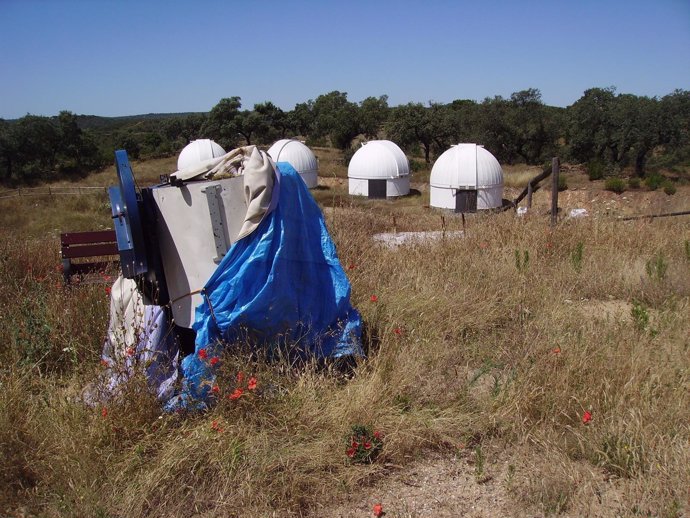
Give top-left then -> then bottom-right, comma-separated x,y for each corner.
165,163 -> 362,410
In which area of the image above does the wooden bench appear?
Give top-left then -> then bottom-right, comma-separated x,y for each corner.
60,230 -> 120,284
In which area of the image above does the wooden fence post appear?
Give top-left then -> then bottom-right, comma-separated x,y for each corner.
551,157 -> 560,226
527,182 -> 533,208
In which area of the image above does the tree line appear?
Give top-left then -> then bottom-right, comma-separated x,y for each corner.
1,87 -> 688,186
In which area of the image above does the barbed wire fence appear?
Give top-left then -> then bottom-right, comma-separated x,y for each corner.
0,186 -> 109,200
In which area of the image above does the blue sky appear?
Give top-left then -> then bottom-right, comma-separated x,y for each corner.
1,0 -> 688,118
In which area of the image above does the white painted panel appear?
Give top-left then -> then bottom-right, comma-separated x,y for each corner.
152,176 -> 246,328
386,176 -> 410,197
349,178 -> 368,196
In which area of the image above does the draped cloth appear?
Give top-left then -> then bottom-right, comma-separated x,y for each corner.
90,277 -> 178,404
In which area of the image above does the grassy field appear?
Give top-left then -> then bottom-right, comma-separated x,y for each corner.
1,152 -> 689,517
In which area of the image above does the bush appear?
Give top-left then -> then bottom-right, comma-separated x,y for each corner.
586,159 -> 606,181
628,177 -> 640,189
409,159 -> 426,173
662,181 -> 676,195
605,177 -> 625,194
557,174 -> 568,191
644,173 -> 664,190
341,146 -> 356,166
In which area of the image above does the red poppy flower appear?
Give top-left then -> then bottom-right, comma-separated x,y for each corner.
198,349 -> 208,360
351,440 -> 359,449
370,295 -> 378,302
210,356 -> 219,366
582,410 -> 592,424
248,377 -> 257,390
348,263 -> 356,270
105,286 -> 111,295
237,371 -> 245,384
346,447 -> 356,458
211,420 -> 223,432
364,441 -> 372,450
373,430 -> 382,440
211,385 -> 220,394
393,327 -> 402,335
373,503 -> 384,517
229,388 -> 244,401
101,407 -> 108,418
126,347 -> 135,356
552,346 -> 561,354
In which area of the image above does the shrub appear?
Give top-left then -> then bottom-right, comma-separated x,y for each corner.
605,177 -> 625,194
409,159 -> 425,173
341,146 -> 356,166
515,249 -> 530,272
662,181 -> 676,195
557,175 -> 568,191
586,159 -> 606,181
627,177 -> 640,189
644,173 -> 664,191
598,434 -> 645,478
631,300 -> 649,331
570,242 -> 584,273
646,251 -> 668,281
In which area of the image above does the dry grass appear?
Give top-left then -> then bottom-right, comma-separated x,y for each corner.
1,153 -> 689,517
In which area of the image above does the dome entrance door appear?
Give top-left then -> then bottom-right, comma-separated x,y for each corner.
455,189 -> 477,213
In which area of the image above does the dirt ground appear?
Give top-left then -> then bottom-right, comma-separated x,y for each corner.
311,442 -> 645,518
313,447 -> 533,518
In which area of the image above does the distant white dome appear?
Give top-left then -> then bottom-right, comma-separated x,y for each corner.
430,144 -> 503,210
348,140 -> 410,180
348,140 -> 410,198
177,139 -> 226,171
267,139 -> 319,188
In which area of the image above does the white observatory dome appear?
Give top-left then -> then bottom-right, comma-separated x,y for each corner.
177,139 -> 226,171
267,139 -> 319,188
348,140 -> 410,198
430,144 -> 503,211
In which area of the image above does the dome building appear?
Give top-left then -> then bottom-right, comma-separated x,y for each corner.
348,140 -> 410,198
430,144 -> 504,212
177,139 -> 226,171
267,139 -> 319,188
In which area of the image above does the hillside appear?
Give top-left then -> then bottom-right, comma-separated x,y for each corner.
73,112 -> 205,131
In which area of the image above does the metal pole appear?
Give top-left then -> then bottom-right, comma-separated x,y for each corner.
551,157 -> 560,227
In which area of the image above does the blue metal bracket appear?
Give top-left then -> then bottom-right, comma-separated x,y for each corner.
108,150 -> 148,278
